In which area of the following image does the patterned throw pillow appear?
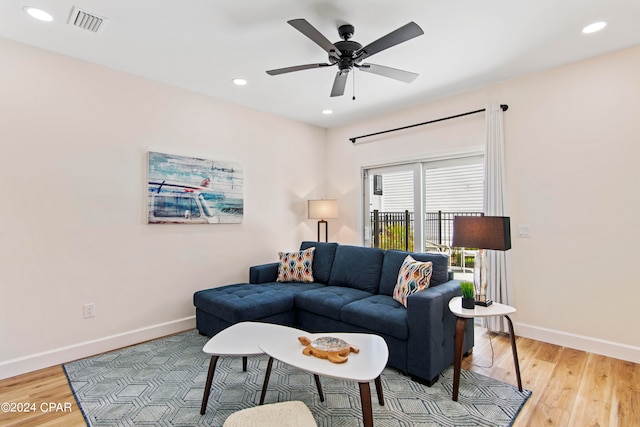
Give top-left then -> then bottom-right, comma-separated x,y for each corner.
276,247 -> 316,283
393,255 -> 433,307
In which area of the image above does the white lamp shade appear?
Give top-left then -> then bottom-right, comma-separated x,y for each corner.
308,199 -> 338,219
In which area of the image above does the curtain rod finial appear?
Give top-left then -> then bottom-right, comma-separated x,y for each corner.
500,104 -> 509,111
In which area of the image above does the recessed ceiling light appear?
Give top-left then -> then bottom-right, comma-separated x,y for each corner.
322,109 -> 333,115
232,78 -> 247,86
23,6 -> 53,22
582,21 -> 607,34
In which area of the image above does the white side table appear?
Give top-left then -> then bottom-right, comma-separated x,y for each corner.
448,296 -> 523,401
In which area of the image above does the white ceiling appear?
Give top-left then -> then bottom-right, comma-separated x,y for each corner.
2,1 -> 639,128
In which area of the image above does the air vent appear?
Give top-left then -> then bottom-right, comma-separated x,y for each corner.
67,6 -> 106,33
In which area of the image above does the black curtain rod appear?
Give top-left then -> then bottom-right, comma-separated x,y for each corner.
349,104 -> 508,143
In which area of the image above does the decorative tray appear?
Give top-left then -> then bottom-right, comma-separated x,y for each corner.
310,337 -> 349,352
298,336 -> 359,364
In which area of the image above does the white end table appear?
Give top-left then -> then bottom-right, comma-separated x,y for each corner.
259,331 -> 389,427
448,296 -> 523,401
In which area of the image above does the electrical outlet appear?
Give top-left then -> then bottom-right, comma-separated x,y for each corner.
83,303 -> 96,318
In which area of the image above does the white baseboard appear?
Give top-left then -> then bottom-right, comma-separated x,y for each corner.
515,322 -> 640,364
3,317 -> 636,380
0,316 -> 196,380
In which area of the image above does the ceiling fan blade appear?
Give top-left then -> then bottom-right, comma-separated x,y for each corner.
330,71 -> 348,97
356,22 -> 423,61
359,63 -> 419,83
288,19 -> 341,59
266,63 -> 332,76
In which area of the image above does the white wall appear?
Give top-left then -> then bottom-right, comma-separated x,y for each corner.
325,46 -> 640,363
0,38 -> 326,378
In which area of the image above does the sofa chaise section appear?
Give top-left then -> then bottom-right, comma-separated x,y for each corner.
194,282 -> 326,337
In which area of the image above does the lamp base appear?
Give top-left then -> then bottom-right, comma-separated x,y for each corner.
317,219 -> 328,242
473,250 -> 490,306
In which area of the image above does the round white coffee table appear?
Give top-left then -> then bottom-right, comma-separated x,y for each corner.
448,296 -> 523,401
200,322 -> 296,415
259,331 -> 389,427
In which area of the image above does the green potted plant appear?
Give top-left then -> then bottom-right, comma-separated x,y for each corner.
460,281 -> 475,309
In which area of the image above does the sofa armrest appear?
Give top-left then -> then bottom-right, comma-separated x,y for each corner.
249,262 -> 279,284
405,280 -> 474,383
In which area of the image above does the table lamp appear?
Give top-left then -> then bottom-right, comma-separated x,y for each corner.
308,199 -> 338,242
451,216 -> 511,306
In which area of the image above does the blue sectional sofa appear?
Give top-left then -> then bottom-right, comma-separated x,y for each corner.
193,241 -> 473,385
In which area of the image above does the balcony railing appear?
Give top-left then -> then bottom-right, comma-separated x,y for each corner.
424,210 -> 483,246
370,210 -> 483,269
371,210 -> 414,251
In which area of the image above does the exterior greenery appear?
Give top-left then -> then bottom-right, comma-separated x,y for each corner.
451,249 -> 475,270
378,223 -> 414,251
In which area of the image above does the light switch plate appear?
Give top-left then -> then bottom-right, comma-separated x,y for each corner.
517,225 -> 532,238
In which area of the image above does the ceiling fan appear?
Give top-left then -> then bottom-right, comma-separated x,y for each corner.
266,19 -> 424,97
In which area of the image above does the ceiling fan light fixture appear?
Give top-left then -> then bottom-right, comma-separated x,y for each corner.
232,78 -> 248,86
582,21 -> 607,34
23,6 -> 53,22
266,19 -> 423,98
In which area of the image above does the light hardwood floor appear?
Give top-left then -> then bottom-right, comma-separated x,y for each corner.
0,327 -> 638,426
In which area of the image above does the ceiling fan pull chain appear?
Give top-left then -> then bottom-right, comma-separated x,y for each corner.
352,71 -> 356,101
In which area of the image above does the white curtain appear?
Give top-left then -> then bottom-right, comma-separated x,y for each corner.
483,103 -> 509,333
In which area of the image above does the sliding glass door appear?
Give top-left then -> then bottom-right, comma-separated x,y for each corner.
363,154 -> 483,274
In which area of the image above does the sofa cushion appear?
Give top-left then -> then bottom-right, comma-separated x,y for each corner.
277,247 -> 315,283
341,295 -> 408,340
392,255 -> 433,307
294,286 -> 373,321
194,282 -> 325,323
299,241 -> 338,284
327,245 -> 384,293
379,250 -> 449,296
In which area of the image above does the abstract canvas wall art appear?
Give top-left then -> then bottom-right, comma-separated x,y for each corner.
147,151 -> 243,224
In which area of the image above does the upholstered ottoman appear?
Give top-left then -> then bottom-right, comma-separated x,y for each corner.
193,282 -> 325,337
223,401 -> 317,427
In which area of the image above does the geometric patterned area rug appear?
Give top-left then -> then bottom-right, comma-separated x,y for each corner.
64,330 -> 531,427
